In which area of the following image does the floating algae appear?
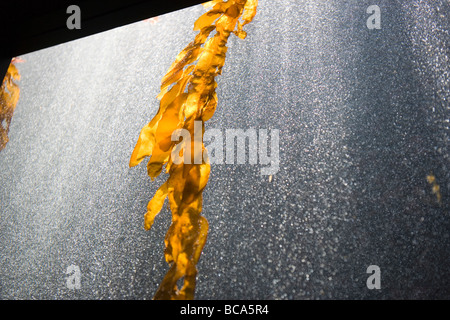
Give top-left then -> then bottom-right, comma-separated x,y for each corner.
0,58 -> 22,151
130,0 -> 258,300
426,173 -> 442,204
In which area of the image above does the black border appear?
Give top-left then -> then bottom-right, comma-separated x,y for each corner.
0,299 -> 439,318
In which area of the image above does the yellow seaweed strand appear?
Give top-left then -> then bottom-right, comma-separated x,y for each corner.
0,58 -> 21,151
130,0 -> 258,300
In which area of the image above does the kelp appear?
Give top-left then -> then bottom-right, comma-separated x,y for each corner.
0,58 -> 22,151
130,0 -> 258,300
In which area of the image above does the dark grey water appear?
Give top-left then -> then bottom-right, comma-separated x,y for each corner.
0,0 -> 449,299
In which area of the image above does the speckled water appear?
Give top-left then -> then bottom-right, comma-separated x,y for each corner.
0,0 -> 448,299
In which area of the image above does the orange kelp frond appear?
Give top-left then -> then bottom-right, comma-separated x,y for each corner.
129,0 -> 258,300
0,58 -> 22,151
